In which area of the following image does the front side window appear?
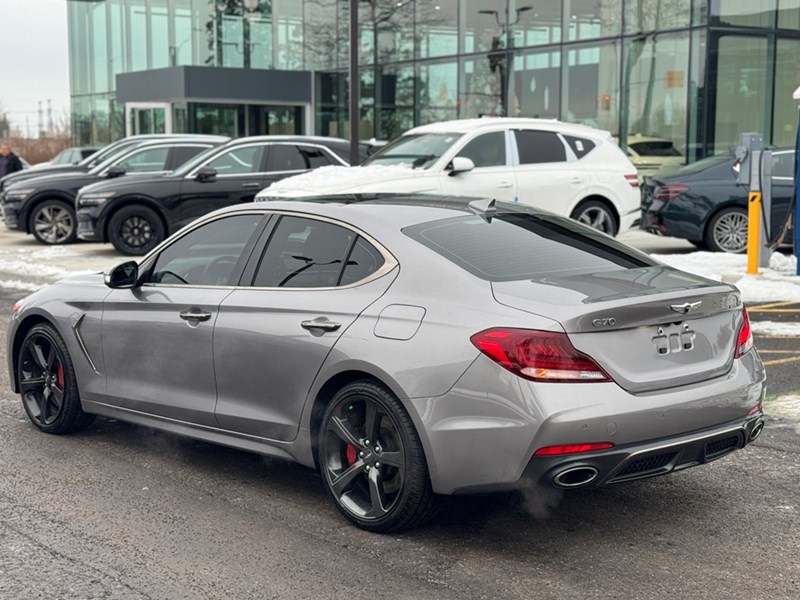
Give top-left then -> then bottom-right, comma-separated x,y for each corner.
117,147 -> 170,173
206,145 -> 266,175
457,132 -> 507,168
514,130 -> 567,164
149,214 -> 263,286
252,216 -> 383,288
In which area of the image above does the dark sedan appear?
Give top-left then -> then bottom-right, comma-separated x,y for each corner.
3,137 -> 225,245
76,136 -> 367,255
641,149 -> 794,252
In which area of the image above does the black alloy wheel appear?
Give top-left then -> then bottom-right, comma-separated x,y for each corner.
108,205 -> 166,256
17,324 -> 95,434
30,200 -> 77,245
318,381 -> 440,532
571,200 -> 618,236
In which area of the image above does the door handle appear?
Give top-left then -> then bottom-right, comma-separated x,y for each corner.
497,181 -> 513,189
570,177 -> 585,184
241,182 -> 262,189
180,310 -> 212,322
301,317 -> 342,332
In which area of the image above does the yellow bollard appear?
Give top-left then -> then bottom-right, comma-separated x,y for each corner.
746,191 -> 762,275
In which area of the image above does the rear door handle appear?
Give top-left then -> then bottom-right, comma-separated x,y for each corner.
497,181 -> 513,189
180,310 -> 212,322
301,317 -> 341,332
570,177 -> 585,184
241,182 -> 262,189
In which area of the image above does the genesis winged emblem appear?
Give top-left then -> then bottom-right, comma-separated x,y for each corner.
670,300 -> 702,314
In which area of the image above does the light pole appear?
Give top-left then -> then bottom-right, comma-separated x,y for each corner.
349,0 -> 360,165
793,85 -> 800,275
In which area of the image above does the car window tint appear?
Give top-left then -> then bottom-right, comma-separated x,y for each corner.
268,145 -> 332,172
772,152 -> 795,179
629,141 -> 681,157
206,146 -> 265,175
299,145 -> 334,169
457,132 -> 506,168
172,145 -> 209,169
340,237 -> 386,286
253,216 -> 356,288
149,214 -> 263,286
514,130 -> 566,164
118,147 -> 170,173
563,135 -> 596,159
403,209 -> 654,282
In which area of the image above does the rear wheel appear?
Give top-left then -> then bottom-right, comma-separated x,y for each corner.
30,200 -> 77,245
705,207 -> 747,253
318,380 -> 440,532
108,205 -> 165,256
17,324 -> 95,434
571,200 -> 618,236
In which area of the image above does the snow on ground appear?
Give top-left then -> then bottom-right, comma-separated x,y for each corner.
765,394 -> 800,421
657,251 -> 800,303
750,321 -> 800,337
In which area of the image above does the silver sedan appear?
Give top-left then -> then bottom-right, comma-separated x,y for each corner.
7,195 -> 766,532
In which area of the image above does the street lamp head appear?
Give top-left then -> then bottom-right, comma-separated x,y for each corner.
793,85 -> 800,101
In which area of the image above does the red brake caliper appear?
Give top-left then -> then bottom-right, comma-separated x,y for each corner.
56,363 -> 64,388
345,444 -> 358,467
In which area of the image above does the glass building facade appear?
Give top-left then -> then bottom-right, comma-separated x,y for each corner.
68,0 -> 800,162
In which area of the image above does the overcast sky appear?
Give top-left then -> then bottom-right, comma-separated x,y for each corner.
1,0 -> 70,136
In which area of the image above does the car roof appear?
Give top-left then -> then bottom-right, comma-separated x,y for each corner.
222,135 -> 352,147
405,117 -> 610,139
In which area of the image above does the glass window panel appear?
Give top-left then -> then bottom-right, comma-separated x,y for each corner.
778,0 -> 800,28
339,237 -> 385,286
564,41 -> 619,134
151,215 -> 263,286
457,131 -> 507,167
462,0 -> 507,54
693,0 -> 709,24
564,0 -> 621,41
710,35 -> 768,155
417,1 -> 459,59
304,0 -> 340,70
710,0 -> 776,28
249,15 -> 274,69
624,0 -> 690,33
90,2 -> 109,93
274,0 -> 304,69
253,216 -> 356,288
687,29 -> 707,163
513,49 -> 560,119
624,33 -> 689,156
207,145 -> 265,175
173,5 -> 193,66
118,146 -> 170,172
151,3 -> 170,69
514,130 -> 567,163
459,55 -> 503,118
130,1 -> 148,71
108,1 -> 126,76
772,38 -> 800,147
514,3 -> 562,47
221,15 -> 244,68
419,61 -> 459,124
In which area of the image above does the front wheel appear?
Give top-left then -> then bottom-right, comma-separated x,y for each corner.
30,200 -> 77,245
705,207 -> 748,253
571,200 -> 618,236
318,380 -> 441,532
108,205 -> 165,256
17,324 -> 95,434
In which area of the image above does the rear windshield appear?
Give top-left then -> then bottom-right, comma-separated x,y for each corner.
403,209 -> 655,281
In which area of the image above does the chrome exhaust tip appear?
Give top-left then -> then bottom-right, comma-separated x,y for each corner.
750,420 -> 764,442
553,466 -> 599,489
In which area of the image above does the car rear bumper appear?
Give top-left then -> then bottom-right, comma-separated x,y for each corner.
409,350 -> 766,495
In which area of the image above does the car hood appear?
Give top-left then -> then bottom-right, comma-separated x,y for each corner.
6,171 -> 97,192
78,172 -> 178,196
256,164 -> 439,199
1,165 -> 86,191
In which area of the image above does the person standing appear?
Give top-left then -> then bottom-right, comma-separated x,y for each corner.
0,143 -> 24,178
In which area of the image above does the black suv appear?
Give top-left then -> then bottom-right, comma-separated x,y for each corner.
76,136 -> 366,255
3,136 -> 227,245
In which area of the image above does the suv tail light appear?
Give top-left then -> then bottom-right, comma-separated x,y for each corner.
734,308 -> 753,358
654,184 -> 689,201
624,174 -> 639,188
470,328 -> 611,383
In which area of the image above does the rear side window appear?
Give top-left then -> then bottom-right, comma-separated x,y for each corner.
563,135 -> 596,159
403,211 -> 654,281
514,130 -> 566,164
268,145 -> 333,172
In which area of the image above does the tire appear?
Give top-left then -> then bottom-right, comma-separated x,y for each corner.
108,205 -> 166,256
17,323 -> 95,434
317,380 -> 441,532
29,200 -> 77,245
570,200 -> 618,236
705,207 -> 748,253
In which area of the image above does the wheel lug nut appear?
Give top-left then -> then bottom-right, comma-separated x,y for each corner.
359,451 -> 364,458
365,465 -> 371,471
365,439 -> 370,445
375,462 -> 380,469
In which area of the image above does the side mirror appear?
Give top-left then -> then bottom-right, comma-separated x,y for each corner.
107,165 -> 127,178
448,156 -> 475,176
104,261 -> 139,289
195,166 -> 217,182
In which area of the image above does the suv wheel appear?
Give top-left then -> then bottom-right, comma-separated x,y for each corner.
571,200 -> 618,236
30,200 -> 77,245
108,205 -> 165,256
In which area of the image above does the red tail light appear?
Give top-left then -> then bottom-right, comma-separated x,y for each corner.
470,328 -> 611,383
534,442 -> 615,456
734,308 -> 753,358
654,184 -> 689,201
624,173 -> 639,188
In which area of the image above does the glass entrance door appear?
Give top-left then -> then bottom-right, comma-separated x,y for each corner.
247,105 -> 305,135
126,102 -> 172,136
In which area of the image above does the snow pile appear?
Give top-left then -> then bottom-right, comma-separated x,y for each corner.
765,394 -> 800,420
656,251 -> 800,303
257,164 -> 416,198
749,321 -> 800,337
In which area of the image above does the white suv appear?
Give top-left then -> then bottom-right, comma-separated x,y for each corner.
258,118 -> 640,236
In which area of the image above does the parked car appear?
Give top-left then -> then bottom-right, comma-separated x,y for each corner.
257,118 -> 641,236
31,146 -> 100,169
2,136 -> 227,245
624,135 -> 685,175
641,148 -> 795,252
76,136 -> 367,255
0,134 -> 213,193
8,195 -> 765,532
